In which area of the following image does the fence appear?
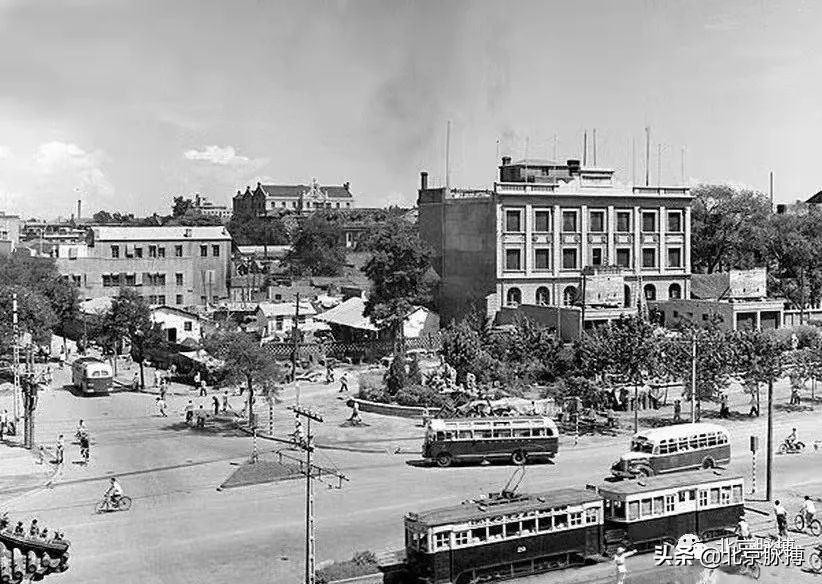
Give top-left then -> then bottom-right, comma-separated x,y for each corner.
263,334 -> 442,364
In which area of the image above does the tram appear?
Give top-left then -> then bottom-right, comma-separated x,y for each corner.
392,470 -> 744,584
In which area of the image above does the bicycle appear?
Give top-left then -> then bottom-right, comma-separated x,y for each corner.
794,512 -> 822,536
95,495 -> 132,514
732,550 -> 761,580
810,544 -> 822,573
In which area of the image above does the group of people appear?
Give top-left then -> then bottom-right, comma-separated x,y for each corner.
0,513 -> 65,543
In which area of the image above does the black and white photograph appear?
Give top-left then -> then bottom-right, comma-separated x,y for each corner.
1,1 -> 822,583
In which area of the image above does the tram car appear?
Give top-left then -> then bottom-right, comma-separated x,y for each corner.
392,470 -> 743,584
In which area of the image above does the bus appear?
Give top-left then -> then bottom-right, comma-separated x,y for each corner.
71,357 -> 113,395
610,422 -> 730,479
395,470 -> 744,584
422,417 -> 559,468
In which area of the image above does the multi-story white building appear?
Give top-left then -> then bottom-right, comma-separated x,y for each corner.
233,179 -> 355,217
193,194 -> 232,222
418,158 -> 692,326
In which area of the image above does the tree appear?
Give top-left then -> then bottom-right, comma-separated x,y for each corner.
227,214 -> 290,247
727,329 -> 785,416
362,217 -> 433,354
285,213 -> 346,276
0,286 -> 56,354
385,356 -> 407,395
204,330 -> 284,426
172,196 -> 194,218
690,184 -> 771,273
99,289 -> 157,387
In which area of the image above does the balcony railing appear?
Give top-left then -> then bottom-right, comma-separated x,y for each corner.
495,182 -> 558,195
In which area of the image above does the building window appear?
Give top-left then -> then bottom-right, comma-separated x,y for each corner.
536,287 -> 550,306
200,245 -> 208,257
176,294 -> 183,305
641,212 -> 657,232
534,210 -> 551,232
534,249 -> 551,270
158,247 -> 166,258
505,210 -> 522,232
563,286 -> 578,306
135,247 -> 143,258
642,248 -> 656,268
667,211 -> 683,232
212,245 -> 220,257
667,248 -> 682,268
589,211 -> 605,232
669,283 -> 682,299
562,211 -> 577,232
149,245 -> 157,258
125,274 -> 136,286
505,249 -> 522,271
184,322 -> 193,331
176,273 -> 184,286
111,245 -> 120,258
175,245 -> 183,257
505,287 -> 521,306
591,248 -> 603,266
624,285 -> 632,308
562,248 -> 578,269
644,284 -> 656,301
616,248 -> 631,268
616,211 -> 631,232
157,295 -> 166,305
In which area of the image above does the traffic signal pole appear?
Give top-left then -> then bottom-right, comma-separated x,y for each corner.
766,378 -> 774,501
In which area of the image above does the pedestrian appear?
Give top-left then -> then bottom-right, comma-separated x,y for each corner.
339,372 -> 349,393
196,405 -> 206,429
0,408 -> 7,441
349,400 -> 361,424
79,433 -> 90,464
673,400 -> 682,422
326,362 -> 335,384
156,397 -> 168,417
613,546 -> 636,584
719,394 -> 730,419
791,387 -> 801,406
59,347 -> 66,369
153,369 -> 159,388
222,390 -> 230,413
56,434 -> 64,465
199,378 -> 207,397
184,400 -> 194,425
194,370 -> 201,387
29,519 -> 39,537
132,371 -> 140,391
695,401 -> 701,422
159,381 -> 167,401
774,499 -> 788,537
212,395 -> 220,416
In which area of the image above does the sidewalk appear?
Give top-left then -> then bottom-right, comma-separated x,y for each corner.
0,440 -> 54,500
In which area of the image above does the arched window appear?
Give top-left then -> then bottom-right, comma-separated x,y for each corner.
624,285 -> 632,308
536,287 -> 550,306
506,287 -> 522,307
668,283 -> 682,300
563,286 -> 578,306
644,284 -> 656,301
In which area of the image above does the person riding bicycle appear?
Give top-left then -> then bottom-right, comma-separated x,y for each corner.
786,427 -> 799,449
735,514 -> 751,541
105,477 -> 123,506
803,495 -> 816,526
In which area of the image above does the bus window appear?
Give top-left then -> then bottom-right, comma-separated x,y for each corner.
665,495 -> 675,512
689,436 -> 699,449
493,428 -> 512,438
545,426 -> 554,436
553,513 -> 567,529
631,439 -> 653,454
640,499 -> 652,517
707,434 -> 718,446
521,519 -> 536,534
445,431 -> 455,440
533,427 -> 546,437
569,512 -> 583,526
732,484 -> 743,503
720,433 -> 729,444
698,434 -> 708,448
476,429 -> 492,439
585,508 -> 598,524
436,432 -> 445,441
628,501 -> 639,520
678,437 -> 689,451
512,428 -> 530,438
710,488 -> 720,505
659,441 -> 668,455
668,440 -> 678,453
457,430 -> 472,440
652,497 -> 664,516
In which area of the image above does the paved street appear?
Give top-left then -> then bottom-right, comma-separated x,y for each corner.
4,365 -> 822,584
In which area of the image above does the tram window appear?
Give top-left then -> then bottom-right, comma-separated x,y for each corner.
513,428 -> 531,438
521,519 -> 536,534
665,495 -> 675,512
652,497 -> 664,516
457,430 -> 472,439
418,533 -> 429,552
585,508 -> 599,524
493,429 -> 512,438
434,533 -> 450,550
720,487 -> 731,505
505,522 -> 521,537
471,527 -> 487,542
537,517 -> 552,532
533,427 -> 546,437
628,501 -> 639,521
569,512 -> 583,526
710,488 -> 720,505
554,513 -> 568,529
455,531 -> 469,546
640,499 -> 652,517
489,525 -> 504,540
732,485 -> 743,503
445,432 -> 455,440
610,500 -> 625,519
436,432 -> 445,441
476,429 -> 492,439
698,490 -> 708,507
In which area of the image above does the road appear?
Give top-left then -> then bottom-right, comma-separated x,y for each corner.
4,366 -> 822,584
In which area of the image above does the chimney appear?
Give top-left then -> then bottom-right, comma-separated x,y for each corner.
343,181 -> 350,192
77,199 -> 82,220
501,156 -> 511,166
256,182 -> 261,188
567,159 -> 581,176
245,186 -> 251,194
420,172 -> 428,190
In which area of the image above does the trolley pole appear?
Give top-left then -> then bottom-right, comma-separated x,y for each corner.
292,293 -> 301,383
766,379 -> 774,501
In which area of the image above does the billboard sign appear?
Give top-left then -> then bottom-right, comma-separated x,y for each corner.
585,273 -> 624,307
728,268 -> 766,299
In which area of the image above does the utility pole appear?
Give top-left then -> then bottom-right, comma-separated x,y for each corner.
12,292 -> 19,426
766,378 -> 774,501
291,406 -> 349,584
657,143 -> 662,186
769,171 -> 774,212
292,293 -> 301,383
800,267 -> 806,326
691,337 -> 697,423
592,129 -> 597,166
644,127 -> 650,186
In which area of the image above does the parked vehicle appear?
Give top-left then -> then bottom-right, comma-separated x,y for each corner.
610,422 -> 730,479
71,357 -> 113,395
422,417 -> 559,468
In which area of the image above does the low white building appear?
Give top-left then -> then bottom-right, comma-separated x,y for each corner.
256,301 -> 317,339
151,306 -> 202,344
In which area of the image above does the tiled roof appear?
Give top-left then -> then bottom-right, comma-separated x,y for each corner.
92,226 -> 232,241
807,190 -> 822,204
313,296 -> 378,331
690,273 -> 730,299
259,184 -> 353,199
257,301 -> 317,318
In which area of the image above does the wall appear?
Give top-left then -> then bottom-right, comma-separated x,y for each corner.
152,309 -> 201,343
0,214 -> 21,249
495,305 -> 581,342
403,308 -> 440,339
651,299 -> 735,331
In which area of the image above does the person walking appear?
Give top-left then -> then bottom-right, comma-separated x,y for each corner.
156,396 -> 168,417
153,369 -> 159,388
0,408 -> 7,441
184,400 -> 194,425
673,400 -> 682,422
212,395 -> 220,416
131,371 -> 140,391
196,405 -> 206,429
194,370 -> 201,388
774,499 -> 788,537
613,546 -> 636,584
79,432 -> 90,464
199,378 -> 207,397
339,372 -> 349,393
222,390 -> 230,413
55,434 -> 65,465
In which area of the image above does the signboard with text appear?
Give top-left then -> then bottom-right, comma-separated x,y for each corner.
585,273 -> 624,307
729,268 -> 767,299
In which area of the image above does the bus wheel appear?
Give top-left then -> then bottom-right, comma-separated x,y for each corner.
636,465 -> 653,478
436,453 -> 453,468
702,457 -> 715,470
511,450 -> 527,466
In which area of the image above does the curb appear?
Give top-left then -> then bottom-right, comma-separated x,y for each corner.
234,424 -> 397,454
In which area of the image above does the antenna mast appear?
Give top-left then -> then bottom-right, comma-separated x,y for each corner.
593,128 -> 597,166
644,127 -> 650,186
445,121 -> 451,192
583,130 -> 588,166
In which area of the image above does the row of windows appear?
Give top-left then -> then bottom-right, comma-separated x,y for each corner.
111,244 -> 220,259
100,273 -> 186,288
655,432 -> 729,455
504,209 -> 684,234
505,283 -> 682,307
432,426 -> 554,441
503,247 -> 683,271
607,483 -> 743,522
269,200 -> 351,209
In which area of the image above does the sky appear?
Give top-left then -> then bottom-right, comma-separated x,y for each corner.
0,0 -> 820,219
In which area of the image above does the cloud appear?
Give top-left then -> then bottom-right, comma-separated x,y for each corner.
183,145 -> 259,167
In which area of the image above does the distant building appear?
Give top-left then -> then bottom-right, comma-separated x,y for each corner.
233,178 -> 354,217
256,301 -> 317,339
314,296 -> 439,343
0,212 -> 21,255
55,225 -> 232,307
151,306 -> 202,344
192,194 -> 232,222
418,158 -> 692,326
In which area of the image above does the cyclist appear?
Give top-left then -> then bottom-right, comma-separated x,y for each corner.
735,513 -> 751,541
785,427 -> 798,449
803,495 -> 817,528
105,477 -> 123,507
76,419 -> 87,439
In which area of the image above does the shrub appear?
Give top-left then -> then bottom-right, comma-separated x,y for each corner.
316,551 -> 379,584
385,356 -> 407,395
357,371 -> 384,395
393,384 -> 453,408
771,325 -> 820,349
407,358 -> 423,385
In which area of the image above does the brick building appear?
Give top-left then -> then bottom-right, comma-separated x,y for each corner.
232,178 -> 354,217
56,226 -> 232,307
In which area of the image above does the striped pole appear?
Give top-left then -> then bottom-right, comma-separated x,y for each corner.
252,427 -> 258,463
751,451 -> 756,494
269,398 -> 274,436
